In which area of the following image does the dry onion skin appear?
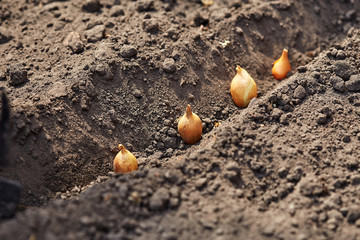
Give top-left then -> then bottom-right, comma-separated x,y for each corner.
113,144 -> 138,173
272,48 -> 291,80
230,65 -> 258,108
178,104 -> 202,144
201,0 -> 214,7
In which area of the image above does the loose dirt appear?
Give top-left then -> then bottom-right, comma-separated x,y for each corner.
0,0 -> 360,239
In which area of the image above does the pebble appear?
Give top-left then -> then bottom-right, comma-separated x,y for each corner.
8,64 -> 28,86
330,76 -> 346,92
297,66 -> 307,73
149,188 -> 170,211
137,0 -> 154,12
351,175 -> 360,185
340,207 -> 349,217
94,42 -> 115,60
133,89 -> 142,98
169,187 -> 180,197
110,6 -> 124,17
345,74 -> 360,92
316,113 -> 327,125
84,25 -> 105,43
261,224 -> 275,236
333,178 -> 347,188
63,32 -> 84,54
163,58 -> 176,73
120,45 -> 137,58
279,113 -> 291,125
167,128 -> 177,137
333,60 -> 355,81
94,63 -> 113,80
0,71 -> 6,81
343,135 -> 351,143
86,19 -> 103,30
347,206 -> 360,223
48,81 -> 68,99
235,27 -> 243,35
335,50 -> 346,60
271,108 -> 283,120
195,178 -> 207,190
169,197 -> 180,208
293,85 -> 306,100
164,170 -> 184,185
287,167 -> 302,183
142,19 -> 159,33
321,107 -> 333,117
0,27 -> 13,44
82,0 -> 100,13
277,167 -> 288,178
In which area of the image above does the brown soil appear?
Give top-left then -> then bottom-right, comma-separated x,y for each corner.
1,0 -> 360,239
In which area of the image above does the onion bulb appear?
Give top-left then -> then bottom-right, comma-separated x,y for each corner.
201,0 -> 214,7
230,65 -> 258,108
272,49 -> 291,80
178,104 -> 202,144
113,144 -> 138,173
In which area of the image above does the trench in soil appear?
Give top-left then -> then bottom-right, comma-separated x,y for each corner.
0,0 -> 357,206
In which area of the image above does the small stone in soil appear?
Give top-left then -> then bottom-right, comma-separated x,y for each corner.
0,71 -> 6,81
82,0 -> 100,13
343,135 -> 351,143
133,89 -> 142,98
347,206 -> 360,223
94,42 -> 115,60
63,32 -> 84,54
333,178 -> 347,188
137,0 -> 154,12
297,66 -> 307,73
336,50 -> 347,60
271,108 -> 283,120
195,178 -> 207,190
345,74 -> 360,92
316,113 -> 327,125
333,60 -> 355,81
169,197 -> 180,208
261,224 -> 275,236
142,19 -> 159,33
351,175 -> 360,185
120,45 -> 137,58
293,85 -> 306,100
149,188 -> 170,211
167,128 -> 177,137
110,6 -> 124,17
8,64 -> 28,86
0,27 -> 13,44
279,113 -> 291,125
163,58 -> 176,73
277,167 -> 288,178
84,25 -> 105,43
330,75 -> 346,92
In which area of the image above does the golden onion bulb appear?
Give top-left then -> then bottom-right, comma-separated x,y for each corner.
178,104 -> 202,144
113,144 -> 138,173
272,48 -> 291,80
230,65 -> 258,108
